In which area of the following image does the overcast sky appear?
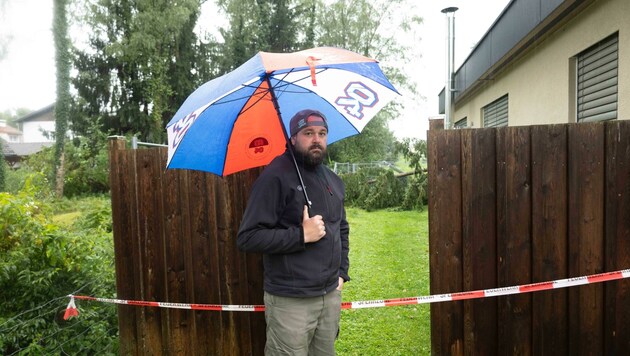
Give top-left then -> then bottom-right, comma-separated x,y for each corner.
0,0 -> 509,139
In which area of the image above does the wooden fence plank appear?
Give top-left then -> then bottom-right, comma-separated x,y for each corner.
428,128 -> 464,355
496,126 -> 532,355
186,171 -> 218,353
604,120 -> 630,355
108,138 -> 139,355
213,175 -> 239,354
135,149 -> 167,354
162,164 -> 193,355
461,128 -> 497,355
240,169 -> 266,354
531,124 -> 569,355
568,123 -> 605,355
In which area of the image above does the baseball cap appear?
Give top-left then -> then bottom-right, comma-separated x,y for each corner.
289,109 -> 328,137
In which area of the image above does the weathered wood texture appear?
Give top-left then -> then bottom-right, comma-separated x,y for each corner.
109,138 -> 265,355
428,120 -> 630,355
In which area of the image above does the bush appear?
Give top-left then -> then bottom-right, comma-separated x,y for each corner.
21,134 -> 110,198
0,189 -> 117,354
401,172 -> 428,211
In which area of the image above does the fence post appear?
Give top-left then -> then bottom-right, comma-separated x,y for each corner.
430,118 -> 445,131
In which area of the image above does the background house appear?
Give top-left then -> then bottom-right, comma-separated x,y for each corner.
439,0 -> 628,128
14,103 -> 56,142
1,104 -> 56,167
0,120 -> 23,143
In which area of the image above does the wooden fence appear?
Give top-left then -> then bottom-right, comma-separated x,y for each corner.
428,119 -> 630,355
108,137 -> 265,355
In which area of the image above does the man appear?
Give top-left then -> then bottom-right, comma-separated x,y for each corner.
237,109 -> 350,356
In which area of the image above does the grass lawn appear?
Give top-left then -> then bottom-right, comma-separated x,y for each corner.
337,207 -> 430,355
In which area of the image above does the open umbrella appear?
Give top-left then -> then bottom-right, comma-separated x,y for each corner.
166,46 -> 399,205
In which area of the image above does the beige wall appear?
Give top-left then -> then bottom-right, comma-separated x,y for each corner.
453,0 -> 629,128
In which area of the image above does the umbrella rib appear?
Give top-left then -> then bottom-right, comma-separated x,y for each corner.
272,68 -> 329,100
236,68 -> 299,116
210,67 -> 330,117
211,83 -> 269,106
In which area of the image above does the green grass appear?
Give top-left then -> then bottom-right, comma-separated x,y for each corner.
52,211 -> 82,226
337,207 -> 430,355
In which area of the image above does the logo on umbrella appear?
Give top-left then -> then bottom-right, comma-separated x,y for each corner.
335,82 -> 379,119
246,137 -> 272,160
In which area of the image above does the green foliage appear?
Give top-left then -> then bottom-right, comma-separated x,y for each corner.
217,0 -> 310,70
0,191 -> 117,355
396,138 -> 429,209
73,0 -> 214,142
340,138 -> 428,210
20,133 -> 109,198
337,208 -> 430,355
341,168 -> 406,211
401,173 -> 428,211
328,115 -> 397,163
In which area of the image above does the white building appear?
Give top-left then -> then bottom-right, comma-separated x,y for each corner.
14,104 -> 56,142
440,0 -> 629,128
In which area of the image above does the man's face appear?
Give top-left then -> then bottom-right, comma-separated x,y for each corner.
291,116 -> 328,166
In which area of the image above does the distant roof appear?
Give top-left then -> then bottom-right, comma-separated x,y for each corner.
4,142 -> 53,156
14,104 -> 55,123
0,125 -> 23,135
1,138 -> 18,157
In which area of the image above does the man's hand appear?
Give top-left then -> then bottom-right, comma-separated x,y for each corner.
337,277 -> 344,291
302,205 -> 326,243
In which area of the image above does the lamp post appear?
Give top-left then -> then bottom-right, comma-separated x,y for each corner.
442,6 -> 458,129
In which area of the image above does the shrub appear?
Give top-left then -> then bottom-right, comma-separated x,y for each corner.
0,190 -> 117,354
21,134 -> 109,198
401,172 -> 428,210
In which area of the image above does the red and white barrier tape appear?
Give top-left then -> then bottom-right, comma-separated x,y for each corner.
64,269 -> 630,318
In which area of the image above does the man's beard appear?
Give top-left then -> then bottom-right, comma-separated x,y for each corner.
296,143 -> 326,166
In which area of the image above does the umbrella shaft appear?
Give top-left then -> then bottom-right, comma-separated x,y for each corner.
265,75 -> 313,209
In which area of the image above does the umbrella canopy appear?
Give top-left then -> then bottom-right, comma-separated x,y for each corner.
166,46 -> 399,176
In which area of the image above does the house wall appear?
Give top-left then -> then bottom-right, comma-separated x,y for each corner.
453,0 -> 629,127
18,109 -> 55,143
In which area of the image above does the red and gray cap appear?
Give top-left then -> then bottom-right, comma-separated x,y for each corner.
289,109 -> 328,137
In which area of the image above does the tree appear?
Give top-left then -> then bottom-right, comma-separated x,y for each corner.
217,0 -> 307,72
53,0 -> 71,197
314,0 -> 421,162
396,138 -> 428,209
72,0 -> 216,142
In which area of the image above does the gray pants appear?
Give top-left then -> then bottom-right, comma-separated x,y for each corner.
264,290 -> 342,356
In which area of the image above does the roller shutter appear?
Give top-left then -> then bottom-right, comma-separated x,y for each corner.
483,95 -> 508,128
577,33 -> 618,122
454,118 -> 467,129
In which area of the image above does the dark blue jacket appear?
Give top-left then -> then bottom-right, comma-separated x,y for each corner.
237,149 -> 350,297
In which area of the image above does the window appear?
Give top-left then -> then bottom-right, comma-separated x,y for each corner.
483,95 -> 508,128
454,117 -> 467,129
577,33 -> 618,122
